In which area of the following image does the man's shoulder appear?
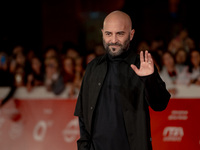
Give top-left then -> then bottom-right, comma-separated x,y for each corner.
82,54 -> 107,79
86,54 -> 107,68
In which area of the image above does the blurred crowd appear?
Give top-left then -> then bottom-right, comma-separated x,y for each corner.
0,42 -> 106,99
137,29 -> 200,96
0,28 -> 200,98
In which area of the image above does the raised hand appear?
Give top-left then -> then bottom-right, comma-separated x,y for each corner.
130,50 -> 154,76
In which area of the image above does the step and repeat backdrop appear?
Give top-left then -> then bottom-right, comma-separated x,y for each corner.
0,86 -> 200,150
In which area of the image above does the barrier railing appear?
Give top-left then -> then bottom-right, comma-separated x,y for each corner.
0,86 -> 200,150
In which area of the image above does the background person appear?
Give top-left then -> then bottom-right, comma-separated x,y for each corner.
187,49 -> 200,85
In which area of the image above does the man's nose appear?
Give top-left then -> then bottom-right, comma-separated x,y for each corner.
111,35 -> 118,43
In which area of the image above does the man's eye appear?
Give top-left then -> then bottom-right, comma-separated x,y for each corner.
118,32 -> 125,36
105,32 -> 111,36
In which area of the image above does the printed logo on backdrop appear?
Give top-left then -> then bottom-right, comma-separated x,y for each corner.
62,117 -> 79,143
163,126 -> 184,142
168,110 -> 188,120
33,120 -> 53,141
33,108 -> 54,141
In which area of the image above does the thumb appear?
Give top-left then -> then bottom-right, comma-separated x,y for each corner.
130,64 -> 139,73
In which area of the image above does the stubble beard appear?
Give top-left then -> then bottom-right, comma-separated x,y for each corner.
103,37 -> 131,57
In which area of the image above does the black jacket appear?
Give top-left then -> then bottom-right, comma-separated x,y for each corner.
74,50 -> 171,150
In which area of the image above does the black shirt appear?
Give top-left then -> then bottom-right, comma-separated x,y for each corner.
91,53 -> 130,150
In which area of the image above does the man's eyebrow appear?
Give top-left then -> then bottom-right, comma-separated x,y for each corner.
104,31 -> 111,33
116,31 -> 125,34
104,31 -> 125,34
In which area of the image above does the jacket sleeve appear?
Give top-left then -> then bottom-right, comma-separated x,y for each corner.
76,117 -> 91,150
74,75 -> 91,150
140,66 -> 171,111
74,79 -> 83,117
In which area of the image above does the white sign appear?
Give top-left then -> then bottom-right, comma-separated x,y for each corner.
163,126 -> 184,142
62,118 -> 79,143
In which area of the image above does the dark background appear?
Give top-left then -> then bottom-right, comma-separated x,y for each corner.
0,0 -> 199,56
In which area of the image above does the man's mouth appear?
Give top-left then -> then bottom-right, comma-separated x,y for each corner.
110,45 -> 119,49
111,48 -> 116,51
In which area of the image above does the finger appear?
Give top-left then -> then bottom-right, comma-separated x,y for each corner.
147,53 -> 154,66
140,51 -> 144,62
130,64 -> 139,73
145,50 -> 148,62
147,52 -> 152,62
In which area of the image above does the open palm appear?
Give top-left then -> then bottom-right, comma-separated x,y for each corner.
131,50 -> 154,76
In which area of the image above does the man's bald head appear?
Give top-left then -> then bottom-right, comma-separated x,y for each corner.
101,10 -> 135,57
103,10 -> 132,31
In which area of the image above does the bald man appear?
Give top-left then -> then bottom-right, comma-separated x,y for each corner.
74,11 -> 170,150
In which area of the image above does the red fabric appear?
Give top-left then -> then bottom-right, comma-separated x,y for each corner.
0,99 -> 79,150
0,98 -> 199,150
150,99 -> 200,150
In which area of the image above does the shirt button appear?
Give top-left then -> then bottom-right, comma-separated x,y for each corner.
90,106 -> 94,110
98,82 -> 101,86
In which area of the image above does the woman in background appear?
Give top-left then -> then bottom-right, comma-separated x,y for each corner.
44,56 -> 65,95
188,49 -> 200,85
26,56 -> 44,92
159,51 -> 190,96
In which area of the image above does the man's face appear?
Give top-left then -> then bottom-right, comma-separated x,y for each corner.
102,21 -> 134,57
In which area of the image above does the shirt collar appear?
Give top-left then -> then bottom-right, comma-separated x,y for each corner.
97,49 -> 138,65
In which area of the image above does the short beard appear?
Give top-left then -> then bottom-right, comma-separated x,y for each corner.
103,37 -> 130,57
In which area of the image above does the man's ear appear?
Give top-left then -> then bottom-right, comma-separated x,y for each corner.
101,29 -> 104,34
130,29 -> 135,41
